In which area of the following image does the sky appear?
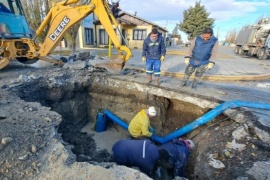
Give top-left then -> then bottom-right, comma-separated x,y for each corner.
118,0 -> 270,42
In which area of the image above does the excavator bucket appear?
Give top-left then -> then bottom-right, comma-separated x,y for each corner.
90,57 -> 124,73
0,57 -> 10,69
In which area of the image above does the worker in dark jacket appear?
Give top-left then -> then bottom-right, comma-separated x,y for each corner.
182,27 -> 218,89
157,138 -> 195,178
112,139 -> 159,176
142,29 -> 166,86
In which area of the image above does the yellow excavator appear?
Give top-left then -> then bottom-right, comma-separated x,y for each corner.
0,0 -> 132,72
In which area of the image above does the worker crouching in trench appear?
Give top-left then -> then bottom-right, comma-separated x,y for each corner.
112,137 -> 195,179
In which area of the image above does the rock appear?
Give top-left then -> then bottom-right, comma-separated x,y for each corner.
44,117 -> 52,123
253,127 -> 270,144
1,137 -> 13,145
93,55 -> 100,60
208,154 -> 225,169
225,110 -> 246,124
62,60 -> 87,70
232,125 -> 249,140
30,60 -> 53,68
31,145 -> 37,153
75,51 -> 90,61
246,161 -> 270,179
19,154 -> 29,161
226,139 -> 246,151
18,75 -> 29,82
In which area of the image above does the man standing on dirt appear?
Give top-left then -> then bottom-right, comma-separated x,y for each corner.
182,27 -> 218,90
142,29 -> 166,86
128,106 -> 156,139
112,139 -> 159,177
157,138 -> 195,179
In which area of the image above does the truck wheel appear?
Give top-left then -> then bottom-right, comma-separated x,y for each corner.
234,46 -> 240,54
238,47 -> 245,55
257,49 -> 267,60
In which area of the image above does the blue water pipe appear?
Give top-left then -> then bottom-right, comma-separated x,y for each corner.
104,109 -> 129,129
101,100 -> 270,144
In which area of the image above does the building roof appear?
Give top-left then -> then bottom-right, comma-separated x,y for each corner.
93,9 -> 168,33
118,11 -> 168,32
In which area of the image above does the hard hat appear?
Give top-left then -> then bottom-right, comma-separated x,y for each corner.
186,139 -> 195,149
148,106 -> 156,116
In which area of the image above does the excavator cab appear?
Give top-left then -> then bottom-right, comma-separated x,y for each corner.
0,0 -> 32,39
0,0 -> 37,68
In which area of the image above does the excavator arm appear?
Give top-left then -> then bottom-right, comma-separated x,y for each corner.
37,0 -> 132,70
0,0 -> 132,71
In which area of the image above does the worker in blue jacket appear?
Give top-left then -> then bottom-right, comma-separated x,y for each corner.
157,138 -> 195,178
182,27 -> 218,90
142,28 -> 166,86
112,139 -> 159,176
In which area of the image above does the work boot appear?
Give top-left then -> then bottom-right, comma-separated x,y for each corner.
191,77 -> 199,90
181,74 -> 190,87
153,76 -> 160,86
146,74 -> 152,84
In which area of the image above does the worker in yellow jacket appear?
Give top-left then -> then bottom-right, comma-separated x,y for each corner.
128,106 -> 156,139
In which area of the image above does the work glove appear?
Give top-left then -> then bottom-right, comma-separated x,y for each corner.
206,62 -> 215,70
142,56 -> 146,62
184,56 -> 190,65
160,56 -> 165,61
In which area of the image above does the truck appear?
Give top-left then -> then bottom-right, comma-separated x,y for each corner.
234,18 -> 270,60
0,0 -> 132,71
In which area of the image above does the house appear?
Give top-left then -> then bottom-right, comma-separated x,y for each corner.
76,10 -> 168,50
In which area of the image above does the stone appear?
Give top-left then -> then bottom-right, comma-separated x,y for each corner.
246,161 -> 270,180
1,137 -> 13,145
232,125 -> 249,140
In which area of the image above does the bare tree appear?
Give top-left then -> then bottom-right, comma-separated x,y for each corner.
172,24 -> 179,36
22,0 -> 89,54
172,24 -> 181,39
225,28 -> 238,44
21,0 -> 49,41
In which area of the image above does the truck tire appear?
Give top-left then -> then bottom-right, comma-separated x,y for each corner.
238,47 -> 245,56
257,49 -> 267,60
234,46 -> 240,54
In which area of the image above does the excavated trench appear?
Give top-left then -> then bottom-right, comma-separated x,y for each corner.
12,72 -> 263,180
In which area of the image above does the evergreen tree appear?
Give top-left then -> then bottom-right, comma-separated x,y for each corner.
179,1 -> 214,40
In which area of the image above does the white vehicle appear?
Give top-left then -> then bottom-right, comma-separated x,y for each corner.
234,18 -> 270,60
